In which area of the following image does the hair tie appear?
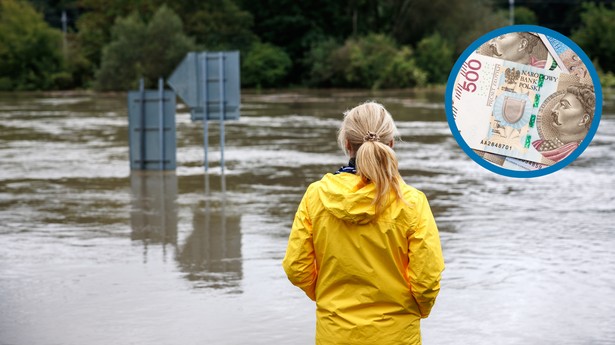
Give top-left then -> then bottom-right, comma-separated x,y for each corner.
363,131 -> 380,142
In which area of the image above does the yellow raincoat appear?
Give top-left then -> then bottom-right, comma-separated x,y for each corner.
283,172 -> 444,345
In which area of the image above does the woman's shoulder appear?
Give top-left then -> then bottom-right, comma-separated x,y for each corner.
399,180 -> 428,204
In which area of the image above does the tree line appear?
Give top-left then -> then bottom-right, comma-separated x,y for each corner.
1,0 -> 614,91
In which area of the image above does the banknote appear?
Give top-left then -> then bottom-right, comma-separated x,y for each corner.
538,34 -> 593,84
473,149 -> 506,166
476,32 -> 560,72
473,149 -> 546,171
452,52 -> 596,166
537,34 -> 568,73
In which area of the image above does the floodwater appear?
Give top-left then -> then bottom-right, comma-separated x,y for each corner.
0,89 -> 614,345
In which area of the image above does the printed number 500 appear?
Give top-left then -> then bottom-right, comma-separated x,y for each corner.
461,59 -> 482,93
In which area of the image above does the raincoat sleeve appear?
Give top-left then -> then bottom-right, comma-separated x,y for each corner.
282,187 -> 318,301
407,192 -> 444,318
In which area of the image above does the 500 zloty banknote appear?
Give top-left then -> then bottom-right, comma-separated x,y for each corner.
452,52 -> 595,166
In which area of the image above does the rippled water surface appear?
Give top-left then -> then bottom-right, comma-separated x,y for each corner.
1,89 -> 614,345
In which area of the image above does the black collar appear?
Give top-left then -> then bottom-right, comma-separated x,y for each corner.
335,158 -> 356,174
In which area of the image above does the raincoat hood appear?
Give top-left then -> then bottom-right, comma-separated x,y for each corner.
317,173 -> 385,225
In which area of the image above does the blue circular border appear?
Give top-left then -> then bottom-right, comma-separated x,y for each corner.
445,25 -> 603,178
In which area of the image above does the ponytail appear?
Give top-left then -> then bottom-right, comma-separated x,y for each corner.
338,101 -> 406,216
355,140 -> 405,215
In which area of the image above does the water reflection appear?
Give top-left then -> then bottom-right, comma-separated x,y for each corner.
130,171 -> 178,260
177,197 -> 242,292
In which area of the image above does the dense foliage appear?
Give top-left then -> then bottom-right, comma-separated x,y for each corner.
572,3 -> 615,75
305,34 -> 427,89
2,0 -> 614,90
241,42 -> 292,88
0,0 -> 64,90
96,6 -> 195,90
414,33 -> 454,85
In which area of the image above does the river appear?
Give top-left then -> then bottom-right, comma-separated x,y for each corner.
0,89 -> 614,344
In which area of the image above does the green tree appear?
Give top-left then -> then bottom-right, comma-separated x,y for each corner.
304,38 -> 341,87
62,33 -> 95,89
376,47 -> 427,88
306,34 -> 427,89
94,13 -> 146,90
390,0 -> 507,54
332,34 -> 400,88
76,0 -> 255,87
0,0 -> 64,90
96,5 -> 194,90
141,6 -> 196,83
76,0 -> 157,70
242,42 -> 292,88
159,0 -> 256,51
514,6 -> 538,25
572,2 -> 615,73
414,32 -> 454,84
237,0 -> 354,83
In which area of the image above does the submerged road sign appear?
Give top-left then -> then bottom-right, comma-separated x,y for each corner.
128,79 -> 176,171
167,51 -> 240,121
167,51 -> 241,189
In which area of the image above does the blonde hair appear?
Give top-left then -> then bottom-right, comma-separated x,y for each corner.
337,101 -> 405,215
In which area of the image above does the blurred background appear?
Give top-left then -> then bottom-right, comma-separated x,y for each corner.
2,0 -> 615,91
1,1 -> 615,345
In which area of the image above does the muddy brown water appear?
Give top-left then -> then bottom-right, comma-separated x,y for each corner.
1,89 -> 614,344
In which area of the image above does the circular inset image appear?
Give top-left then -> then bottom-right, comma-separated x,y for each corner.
445,25 -> 602,177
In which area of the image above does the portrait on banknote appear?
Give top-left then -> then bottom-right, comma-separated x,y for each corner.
477,32 -> 550,69
446,26 -> 602,176
532,83 -> 595,163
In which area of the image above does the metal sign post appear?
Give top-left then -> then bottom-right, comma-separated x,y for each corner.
168,51 -> 240,193
139,79 -> 146,170
218,52 -> 226,192
158,78 -> 165,171
200,53 -> 209,171
200,52 -> 210,193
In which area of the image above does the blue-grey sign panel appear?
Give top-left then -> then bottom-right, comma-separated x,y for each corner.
167,52 -> 199,108
168,51 -> 240,121
128,90 -> 177,170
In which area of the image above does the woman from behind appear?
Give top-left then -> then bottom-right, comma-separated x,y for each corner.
283,101 -> 444,345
